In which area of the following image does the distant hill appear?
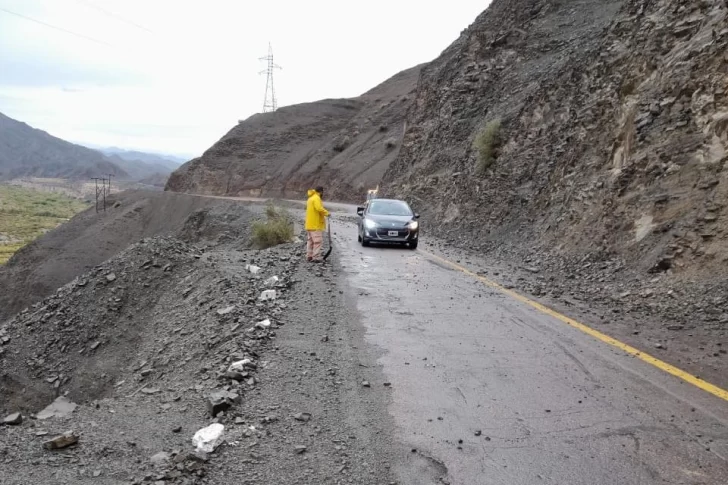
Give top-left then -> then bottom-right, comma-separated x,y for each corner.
0,112 -> 128,180
95,148 -> 188,186
98,147 -> 186,170
102,153 -> 176,185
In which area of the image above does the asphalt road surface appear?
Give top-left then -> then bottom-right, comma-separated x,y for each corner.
327,208 -> 728,485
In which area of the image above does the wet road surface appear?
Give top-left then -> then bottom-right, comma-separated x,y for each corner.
329,211 -> 728,485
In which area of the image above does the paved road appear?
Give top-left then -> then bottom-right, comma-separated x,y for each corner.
327,209 -> 728,485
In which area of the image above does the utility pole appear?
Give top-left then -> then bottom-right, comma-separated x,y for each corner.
91,177 -> 109,213
107,173 -> 114,194
259,42 -> 282,113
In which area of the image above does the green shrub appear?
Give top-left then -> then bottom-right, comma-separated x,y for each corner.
251,204 -> 294,249
473,119 -> 502,174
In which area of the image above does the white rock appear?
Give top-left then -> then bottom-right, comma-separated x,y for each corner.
37,396 -> 77,420
259,290 -> 277,301
245,264 -> 262,275
217,306 -> 235,316
228,359 -> 253,372
255,319 -> 272,329
192,423 -> 225,453
264,276 -> 279,286
150,452 -> 170,466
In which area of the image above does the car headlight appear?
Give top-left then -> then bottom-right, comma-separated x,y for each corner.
364,218 -> 378,229
408,221 -> 419,230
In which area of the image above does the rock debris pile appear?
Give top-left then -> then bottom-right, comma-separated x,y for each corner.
0,231 -> 305,484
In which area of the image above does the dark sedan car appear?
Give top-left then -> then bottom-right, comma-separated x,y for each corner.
356,198 -> 420,249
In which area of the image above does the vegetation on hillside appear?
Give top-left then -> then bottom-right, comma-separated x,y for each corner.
251,203 -> 295,249
0,185 -> 90,264
473,119 -> 502,174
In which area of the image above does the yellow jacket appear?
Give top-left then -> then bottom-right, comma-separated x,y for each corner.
305,189 -> 329,231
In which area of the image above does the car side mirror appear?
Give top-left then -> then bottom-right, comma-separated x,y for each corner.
356,207 -> 364,216
414,213 -> 420,219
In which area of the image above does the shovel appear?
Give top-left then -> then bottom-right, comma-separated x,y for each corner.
323,218 -> 333,261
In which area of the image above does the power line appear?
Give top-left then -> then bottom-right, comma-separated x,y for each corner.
76,0 -> 153,35
0,6 -> 114,47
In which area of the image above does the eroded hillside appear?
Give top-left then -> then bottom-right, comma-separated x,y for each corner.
382,0 -> 728,281
166,66 -> 421,201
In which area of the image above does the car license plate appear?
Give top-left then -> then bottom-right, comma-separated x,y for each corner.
388,231 -> 399,236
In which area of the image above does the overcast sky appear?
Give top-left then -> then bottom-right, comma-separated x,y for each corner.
0,0 -> 489,159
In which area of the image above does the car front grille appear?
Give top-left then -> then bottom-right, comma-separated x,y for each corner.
375,227 -> 410,239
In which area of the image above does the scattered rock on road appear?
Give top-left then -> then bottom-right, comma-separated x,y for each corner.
260,289 -> 277,301
192,423 -> 225,453
36,396 -> 77,420
2,412 -> 22,425
207,389 -> 241,416
43,431 -> 79,450
217,305 -> 235,315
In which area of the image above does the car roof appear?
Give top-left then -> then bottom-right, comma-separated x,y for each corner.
369,198 -> 408,204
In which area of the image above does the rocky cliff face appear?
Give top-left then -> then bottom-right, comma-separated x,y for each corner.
382,0 -> 728,280
166,66 -> 421,201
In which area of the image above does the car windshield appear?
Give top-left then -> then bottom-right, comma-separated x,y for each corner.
368,200 -> 412,216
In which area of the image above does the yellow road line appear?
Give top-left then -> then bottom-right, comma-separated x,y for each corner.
422,250 -> 728,403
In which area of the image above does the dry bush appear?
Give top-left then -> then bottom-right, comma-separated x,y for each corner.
473,119 -> 502,174
252,204 -> 294,249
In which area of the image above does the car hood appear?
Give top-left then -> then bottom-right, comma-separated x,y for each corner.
366,214 -> 415,226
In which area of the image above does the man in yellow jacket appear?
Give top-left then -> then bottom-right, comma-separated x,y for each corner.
305,186 -> 330,262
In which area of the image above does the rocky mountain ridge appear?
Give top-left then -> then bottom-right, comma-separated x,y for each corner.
382,0 -> 728,283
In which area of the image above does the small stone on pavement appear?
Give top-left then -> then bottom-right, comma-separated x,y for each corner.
3,412 -> 22,425
43,431 -> 79,450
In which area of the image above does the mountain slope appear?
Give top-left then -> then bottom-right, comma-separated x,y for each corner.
165,65 -> 422,201
382,0 -> 728,279
0,112 -> 128,180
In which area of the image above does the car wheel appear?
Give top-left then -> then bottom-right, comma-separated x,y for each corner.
362,237 -> 370,247
357,232 -> 362,242
408,241 -> 418,250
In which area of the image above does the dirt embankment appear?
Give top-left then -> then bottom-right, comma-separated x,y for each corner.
165,65 -> 422,202
0,190 -> 255,322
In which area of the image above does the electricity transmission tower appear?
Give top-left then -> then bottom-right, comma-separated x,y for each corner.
259,43 -> 282,113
